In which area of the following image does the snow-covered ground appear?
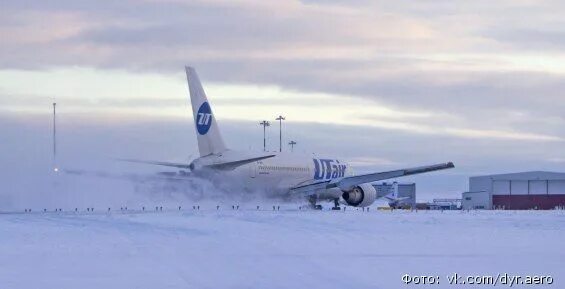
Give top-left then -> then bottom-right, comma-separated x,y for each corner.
1,209 -> 563,289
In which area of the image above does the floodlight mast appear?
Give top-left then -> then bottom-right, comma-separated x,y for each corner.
275,115 -> 285,152
53,102 -> 58,172
259,120 -> 270,152
288,140 -> 297,152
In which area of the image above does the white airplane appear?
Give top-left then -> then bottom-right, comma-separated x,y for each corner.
124,67 -> 454,209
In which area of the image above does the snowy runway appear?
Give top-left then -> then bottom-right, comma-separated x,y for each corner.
1,210 -> 563,289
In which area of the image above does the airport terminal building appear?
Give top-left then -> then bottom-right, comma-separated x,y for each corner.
462,171 -> 565,210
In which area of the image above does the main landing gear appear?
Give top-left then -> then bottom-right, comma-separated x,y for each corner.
331,198 -> 341,210
308,195 -> 323,210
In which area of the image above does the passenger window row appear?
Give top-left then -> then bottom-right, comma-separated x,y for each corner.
258,166 -> 309,172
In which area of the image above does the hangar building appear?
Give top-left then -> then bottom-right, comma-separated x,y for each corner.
462,171 -> 565,210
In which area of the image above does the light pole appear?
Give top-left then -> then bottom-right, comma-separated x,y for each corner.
288,140 -> 297,152
259,120 -> 270,152
275,115 -> 285,152
53,102 -> 58,172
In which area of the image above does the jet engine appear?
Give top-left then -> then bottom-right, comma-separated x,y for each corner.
341,183 -> 377,207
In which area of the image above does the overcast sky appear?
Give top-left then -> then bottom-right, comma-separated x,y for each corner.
1,0 -> 564,203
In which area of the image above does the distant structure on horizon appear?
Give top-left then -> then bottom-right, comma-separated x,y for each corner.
462,171 -> 565,210
288,140 -> 297,152
275,115 -> 285,152
52,102 -> 58,172
259,120 -> 270,152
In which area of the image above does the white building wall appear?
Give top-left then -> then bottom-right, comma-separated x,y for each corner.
372,182 -> 416,207
529,180 -> 547,195
549,180 -> 565,195
469,176 -> 492,194
396,184 -> 416,207
511,180 -> 529,195
493,181 -> 510,195
462,191 -> 491,210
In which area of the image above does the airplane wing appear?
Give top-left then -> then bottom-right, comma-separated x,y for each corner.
384,196 -> 410,202
206,155 -> 276,170
118,154 -> 276,171
117,159 -> 192,169
61,168 -> 194,183
290,162 -> 454,194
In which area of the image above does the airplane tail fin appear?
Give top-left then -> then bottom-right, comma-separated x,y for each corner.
185,66 -> 227,156
391,182 -> 398,198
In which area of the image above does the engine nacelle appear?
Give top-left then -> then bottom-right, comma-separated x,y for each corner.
342,183 -> 377,207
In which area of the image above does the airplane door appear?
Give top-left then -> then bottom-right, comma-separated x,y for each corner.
249,162 -> 257,178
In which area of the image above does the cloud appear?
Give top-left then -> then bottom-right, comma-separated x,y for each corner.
2,68 -> 563,143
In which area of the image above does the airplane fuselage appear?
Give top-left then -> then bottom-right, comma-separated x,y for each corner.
191,151 -> 353,201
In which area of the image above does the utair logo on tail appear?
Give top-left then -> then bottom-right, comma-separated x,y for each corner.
313,159 -> 347,180
196,102 -> 212,135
